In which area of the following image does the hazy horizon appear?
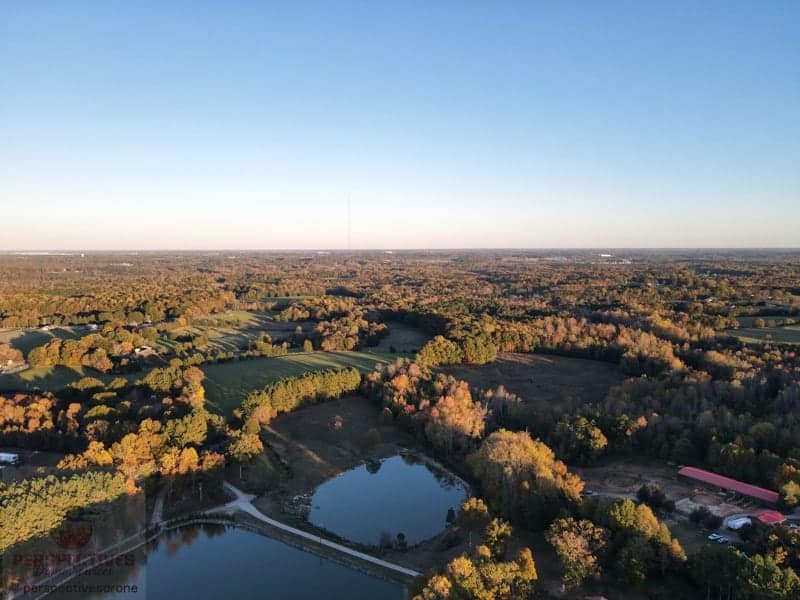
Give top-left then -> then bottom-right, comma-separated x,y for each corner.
2,2 -> 798,250
3,246 -> 799,254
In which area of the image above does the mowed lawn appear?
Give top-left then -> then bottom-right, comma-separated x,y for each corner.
725,324 -> 800,345
200,351 -> 393,415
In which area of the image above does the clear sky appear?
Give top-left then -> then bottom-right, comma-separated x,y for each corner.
1,1 -> 798,250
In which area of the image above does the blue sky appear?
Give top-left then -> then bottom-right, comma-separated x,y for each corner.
1,1 -> 798,249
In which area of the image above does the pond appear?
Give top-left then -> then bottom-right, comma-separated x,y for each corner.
48,524 -> 404,600
308,454 -> 468,546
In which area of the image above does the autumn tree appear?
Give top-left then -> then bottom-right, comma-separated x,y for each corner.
458,497 -> 491,549
468,429 -> 584,529
424,381 -> 487,455
228,431 -> 264,479
553,416 -> 608,465
484,517 -> 512,558
415,335 -> 463,368
546,517 -> 608,589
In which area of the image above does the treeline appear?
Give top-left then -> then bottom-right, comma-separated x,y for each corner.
415,334 -> 496,368
25,325 -> 157,372
466,431 -> 685,588
689,545 -> 800,599
0,471 -> 127,552
468,429 -> 584,530
276,296 -> 391,351
240,367 -> 362,427
363,359 -> 487,456
412,508 -> 538,600
0,393 -> 84,452
481,316 -> 683,376
1,364 -> 227,469
58,411 -> 226,491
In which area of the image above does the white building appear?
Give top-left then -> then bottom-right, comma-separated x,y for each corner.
0,452 -> 20,465
727,516 -> 752,531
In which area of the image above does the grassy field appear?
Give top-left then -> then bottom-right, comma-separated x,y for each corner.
724,324 -> 800,345
156,311 -> 314,354
262,295 -> 315,306
442,352 -> 623,412
364,321 -> 430,355
735,315 -> 796,328
201,351 -> 393,415
0,326 -> 91,359
0,365 -> 125,393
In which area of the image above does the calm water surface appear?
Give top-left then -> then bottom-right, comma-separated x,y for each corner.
309,454 -> 468,546
49,524 -> 403,600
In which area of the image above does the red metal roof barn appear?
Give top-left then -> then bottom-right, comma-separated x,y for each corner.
677,466 -> 780,505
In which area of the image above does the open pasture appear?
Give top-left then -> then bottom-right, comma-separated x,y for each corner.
364,321 -> 430,355
155,311 -> 315,353
200,351 -> 392,415
725,324 -> 800,345
0,326 -> 91,359
0,365 -> 122,393
442,352 -> 623,411
735,315 -> 796,328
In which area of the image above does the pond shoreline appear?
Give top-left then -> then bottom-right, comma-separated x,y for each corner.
10,513 -> 413,600
307,452 -> 470,548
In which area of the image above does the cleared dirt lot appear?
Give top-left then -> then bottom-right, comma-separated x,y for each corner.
442,352 -> 624,411
574,456 -> 768,554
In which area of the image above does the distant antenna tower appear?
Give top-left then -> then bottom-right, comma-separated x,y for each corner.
347,197 -> 352,251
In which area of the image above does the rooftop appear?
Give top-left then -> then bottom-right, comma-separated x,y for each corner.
678,466 -> 780,505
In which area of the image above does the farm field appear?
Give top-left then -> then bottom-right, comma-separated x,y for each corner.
364,321 -> 430,355
441,352 -> 624,412
0,326 -> 91,359
201,351 -> 393,415
0,365 -> 125,393
262,295 -> 315,304
725,324 -> 800,345
155,311 -> 315,353
735,315 -> 796,328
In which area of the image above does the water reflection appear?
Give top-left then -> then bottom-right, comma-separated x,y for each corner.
49,524 -> 403,600
309,455 -> 468,546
